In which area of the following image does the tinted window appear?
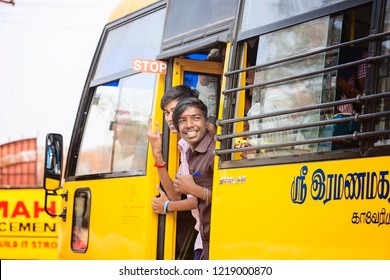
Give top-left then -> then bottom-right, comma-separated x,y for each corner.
75,74 -> 154,176
241,0 -> 345,33
160,0 -> 238,56
94,8 -> 165,80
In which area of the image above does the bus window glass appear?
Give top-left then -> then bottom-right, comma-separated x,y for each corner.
376,2 -> 390,146
111,75 -> 152,172
161,0 -> 238,54
75,73 -> 154,176
184,72 -> 221,125
248,16 -> 338,155
76,82 -> 118,175
93,8 -> 165,81
71,189 -> 91,252
241,0 -> 345,33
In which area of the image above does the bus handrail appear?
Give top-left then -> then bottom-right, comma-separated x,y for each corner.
214,130 -> 390,156
222,53 -> 390,95
216,111 -> 390,142
223,30 -> 390,82
215,92 -> 390,156
217,91 -> 390,126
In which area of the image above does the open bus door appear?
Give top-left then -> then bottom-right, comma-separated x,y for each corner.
159,57 -> 224,260
52,74 -> 165,259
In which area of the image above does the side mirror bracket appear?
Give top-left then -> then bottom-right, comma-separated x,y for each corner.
59,207 -> 67,222
43,133 -> 66,220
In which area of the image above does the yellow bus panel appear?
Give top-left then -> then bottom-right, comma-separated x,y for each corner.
57,176 -> 159,260
211,156 -> 390,259
0,188 -> 60,259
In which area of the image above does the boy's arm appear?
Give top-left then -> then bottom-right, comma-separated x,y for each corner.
147,118 -> 181,201
174,174 -> 212,204
152,187 -> 198,214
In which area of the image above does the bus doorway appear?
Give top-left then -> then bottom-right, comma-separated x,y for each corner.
160,54 -> 224,260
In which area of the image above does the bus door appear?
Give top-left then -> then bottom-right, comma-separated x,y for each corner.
49,1 -> 167,259
160,56 -> 223,260
54,75 -> 163,260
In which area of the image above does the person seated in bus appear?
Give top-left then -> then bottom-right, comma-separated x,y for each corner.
172,97 -> 215,260
196,47 -> 225,132
335,46 -> 367,114
235,68 -> 257,159
72,225 -> 87,250
113,119 -> 148,171
148,85 -> 204,259
332,46 -> 367,149
243,37 -> 259,116
237,40 -> 260,158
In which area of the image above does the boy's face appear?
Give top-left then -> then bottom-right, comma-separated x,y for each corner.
163,99 -> 179,134
177,106 -> 209,148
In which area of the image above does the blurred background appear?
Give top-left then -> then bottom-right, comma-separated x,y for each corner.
0,0 -> 121,185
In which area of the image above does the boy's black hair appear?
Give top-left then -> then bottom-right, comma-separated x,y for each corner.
160,85 -> 199,110
172,97 -> 208,132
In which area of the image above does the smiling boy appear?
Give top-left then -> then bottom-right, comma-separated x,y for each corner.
172,97 -> 215,260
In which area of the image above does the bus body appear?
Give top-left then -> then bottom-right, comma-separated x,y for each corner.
44,0 -> 390,259
0,187 -> 59,259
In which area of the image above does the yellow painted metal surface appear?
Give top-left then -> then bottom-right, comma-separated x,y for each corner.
215,42 -> 230,139
108,0 -> 159,23
58,177 -> 158,259
0,188 -> 60,259
210,156 -> 390,259
163,132 -> 180,260
45,177 -> 60,191
57,68 -> 166,260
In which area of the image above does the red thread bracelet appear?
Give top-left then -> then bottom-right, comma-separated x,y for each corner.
154,162 -> 166,168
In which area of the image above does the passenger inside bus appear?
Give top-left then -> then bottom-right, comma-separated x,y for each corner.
148,85 -> 202,259
335,46 -> 367,115
235,69 -> 256,159
72,225 -> 87,250
172,97 -> 215,260
332,11 -> 369,149
235,39 -> 259,159
113,118 -> 148,171
196,47 -> 225,131
239,10 -> 370,155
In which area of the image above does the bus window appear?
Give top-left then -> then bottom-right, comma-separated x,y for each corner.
218,3 -> 385,164
71,188 -> 91,252
241,0 -> 345,34
375,2 -> 390,146
184,72 -> 221,127
246,16 -> 338,155
71,3 -> 166,177
182,48 -> 224,127
75,73 -> 154,176
94,8 -> 165,81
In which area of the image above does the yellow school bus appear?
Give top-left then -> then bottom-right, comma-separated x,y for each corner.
43,0 -> 390,259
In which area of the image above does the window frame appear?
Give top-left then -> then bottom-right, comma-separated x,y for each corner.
65,1 -> 167,179
217,0 -> 390,169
